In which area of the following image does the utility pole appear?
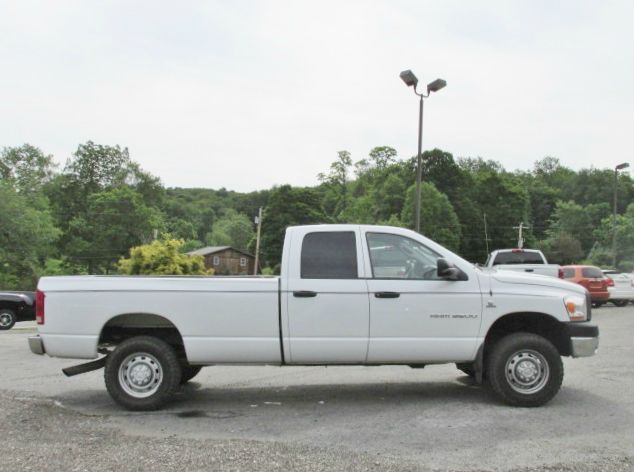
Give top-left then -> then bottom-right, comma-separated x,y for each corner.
253,207 -> 263,275
513,222 -> 529,249
483,213 -> 491,255
613,163 -> 630,268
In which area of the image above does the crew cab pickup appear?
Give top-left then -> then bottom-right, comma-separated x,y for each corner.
485,249 -> 563,278
29,225 -> 598,410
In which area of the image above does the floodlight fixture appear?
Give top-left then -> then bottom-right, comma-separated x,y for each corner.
399,70 -> 418,88
427,78 -> 447,93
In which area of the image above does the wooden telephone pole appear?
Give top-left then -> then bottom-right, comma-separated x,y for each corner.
513,222 -> 529,249
253,207 -> 263,275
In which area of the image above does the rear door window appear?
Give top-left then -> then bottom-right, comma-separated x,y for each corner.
582,267 -> 604,278
301,232 -> 358,279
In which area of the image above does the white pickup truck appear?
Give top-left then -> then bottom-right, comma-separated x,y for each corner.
485,249 -> 563,278
29,225 -> 598,410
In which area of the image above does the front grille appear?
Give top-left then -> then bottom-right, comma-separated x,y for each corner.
586,291 -> 592,321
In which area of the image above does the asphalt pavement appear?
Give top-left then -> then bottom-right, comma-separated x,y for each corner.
2,307 -> 634,471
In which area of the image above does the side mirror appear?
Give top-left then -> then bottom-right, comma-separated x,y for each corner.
437,258 -> 467,281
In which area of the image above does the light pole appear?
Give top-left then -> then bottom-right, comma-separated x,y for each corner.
400,70 -> 446,233
613,162 -> 630,268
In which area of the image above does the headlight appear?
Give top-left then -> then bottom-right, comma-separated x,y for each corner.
564,295 -> 587,322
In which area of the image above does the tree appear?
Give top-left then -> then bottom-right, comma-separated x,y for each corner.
260,185 -> 328,268
206,210 -> 254,251
318,150 -> 353,219
0,183 -> 59,289
591,203 -> 634,269
471,170 -> 531,251
118,239 -> 210,275
401,183 -> 461,252
65,187 -> 163,273
546,201 -> 610,253
539,233 -> 584,265
0,144 -> 56,195
368,146 -> 398,169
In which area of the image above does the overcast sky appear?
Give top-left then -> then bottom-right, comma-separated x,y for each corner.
1,1 -> 633,191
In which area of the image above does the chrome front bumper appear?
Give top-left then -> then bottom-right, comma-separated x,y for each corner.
570,336 -> 599,357
28,335 -> 45,355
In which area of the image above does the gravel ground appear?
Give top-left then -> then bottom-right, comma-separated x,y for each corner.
3,305 -> 634,471
2,392 -> 632,472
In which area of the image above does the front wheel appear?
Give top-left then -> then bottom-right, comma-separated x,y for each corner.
612,300 -> 628,307
0,309 -> 16,330
486,333 -> 563,407
105,336 -> 182,411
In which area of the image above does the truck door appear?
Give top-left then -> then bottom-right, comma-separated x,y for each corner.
361,230 -> 483,363
285,227 -> 370,363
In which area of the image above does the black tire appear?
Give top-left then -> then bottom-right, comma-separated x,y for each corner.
0,309 -> 17,330
180,365 -> 203,384
105,336 -> 182,411
612,300 -> 628,307
486,332 -> 563,407
456,363 -> 476,378
591,302 -> 604,308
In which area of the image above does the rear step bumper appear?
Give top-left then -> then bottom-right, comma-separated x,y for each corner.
28,335 -> 45,355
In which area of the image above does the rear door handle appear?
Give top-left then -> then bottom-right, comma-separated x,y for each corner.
293,291 -> 317,298
374,292 -> 400,299
524,269 -> 534,272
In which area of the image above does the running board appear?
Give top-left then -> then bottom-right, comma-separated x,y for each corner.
62,356 -> 107,377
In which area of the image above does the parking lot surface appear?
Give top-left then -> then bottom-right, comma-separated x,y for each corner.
2,307 -> 634,471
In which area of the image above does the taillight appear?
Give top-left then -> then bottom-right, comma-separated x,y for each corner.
558,268 -> 564,279
606,278 -> 614,287
35,290 -> 45,325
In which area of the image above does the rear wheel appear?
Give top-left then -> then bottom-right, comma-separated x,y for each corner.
612,300 -> 628,307
486,332 -> 563,407
0,309 -> 16,330
105,336 -> 181,411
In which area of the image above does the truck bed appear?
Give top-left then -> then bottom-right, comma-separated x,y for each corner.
37,275 -> 282,364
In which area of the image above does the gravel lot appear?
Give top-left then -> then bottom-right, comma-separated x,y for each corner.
2,306 -> 634,471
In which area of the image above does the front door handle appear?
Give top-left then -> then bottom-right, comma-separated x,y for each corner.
293,291 -> 317,298
374,292 -> 400,299
524,268 -> 534,273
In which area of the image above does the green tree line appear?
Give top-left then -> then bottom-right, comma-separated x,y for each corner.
2,141 -> 633,288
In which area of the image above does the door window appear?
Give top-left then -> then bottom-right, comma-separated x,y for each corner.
582,267 -> 603,278
300,232 -> 358,279
366,232 -> 442,280
562,268 -> 575,279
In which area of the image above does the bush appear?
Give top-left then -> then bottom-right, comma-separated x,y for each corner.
118,239 -> 212,275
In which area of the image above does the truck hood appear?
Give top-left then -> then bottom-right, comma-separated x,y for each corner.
488,269 -> 587,295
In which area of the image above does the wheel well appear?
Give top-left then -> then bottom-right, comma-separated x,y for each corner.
98,313 -> 187,361
484,312 -> 570,358
0,302 -> 19,312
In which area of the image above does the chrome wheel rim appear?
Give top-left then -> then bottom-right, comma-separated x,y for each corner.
0,313 -> 13,327
505,350 -> 550,394
118,352 -> 163,398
